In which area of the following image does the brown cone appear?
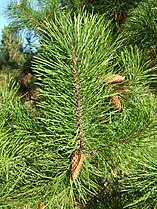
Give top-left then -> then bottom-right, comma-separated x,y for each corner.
108,74 -> 125,84
112,95 -> 122,111
71,149 -> 84,181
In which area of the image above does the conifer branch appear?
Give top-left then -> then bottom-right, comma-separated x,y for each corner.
111,123 -> 150,146
70,50 -> 84,181
72,49 -> 84,150
17,4 -> 42,27
96,122 -> 152,151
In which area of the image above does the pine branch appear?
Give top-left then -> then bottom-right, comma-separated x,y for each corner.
72,49 -> 84,150
17,4 -> 42,27
111,122 -> 150,146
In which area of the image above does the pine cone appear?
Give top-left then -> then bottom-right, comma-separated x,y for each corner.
98,73 -> 125,85
112,95 -> 122,111
71,149 -> 84,181
108,74 -> 125,84
38,203 -> 45,209
116,85 -> 129,94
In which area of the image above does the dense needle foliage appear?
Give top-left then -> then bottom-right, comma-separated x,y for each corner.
0,9 -> 157,208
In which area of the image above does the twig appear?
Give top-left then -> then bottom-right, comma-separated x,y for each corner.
110,123 -> 150,146
18,5 -> 42,27
72,49 -> 84,149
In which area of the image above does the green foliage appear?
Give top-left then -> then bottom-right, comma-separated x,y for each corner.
60,0 -> 144,28
0,25 -> 25,70
125,1 -> 157,54
60,0 -> 143,14
6,0 -> 60,30
32,12 -> 121,207
115,117 -> 157,209
0,0 -> 157,208
0,11 -> 156,208
83,0 -> 143,14
0,82 -> 40,208
5,0 -> 145,33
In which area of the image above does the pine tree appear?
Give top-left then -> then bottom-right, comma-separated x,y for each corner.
125,1 -> 157,52
0,25 -> 25,70
60,0 -> 144,27
5,0 -> 147,32
123,0 -> 157,92
0,25 -> 26,92
0,7 -> 157,209
6,0 -> 60,31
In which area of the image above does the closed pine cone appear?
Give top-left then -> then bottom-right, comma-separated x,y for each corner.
71,149 -> 84,181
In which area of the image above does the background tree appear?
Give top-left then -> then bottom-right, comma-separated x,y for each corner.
0,25 -> 25,70
124,0 -> 157,60
0,24 -> 37,108
123,0 -> 157,93
0,25 -> 25,91
60,0 -> 144,27
6,0 -> 149,32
